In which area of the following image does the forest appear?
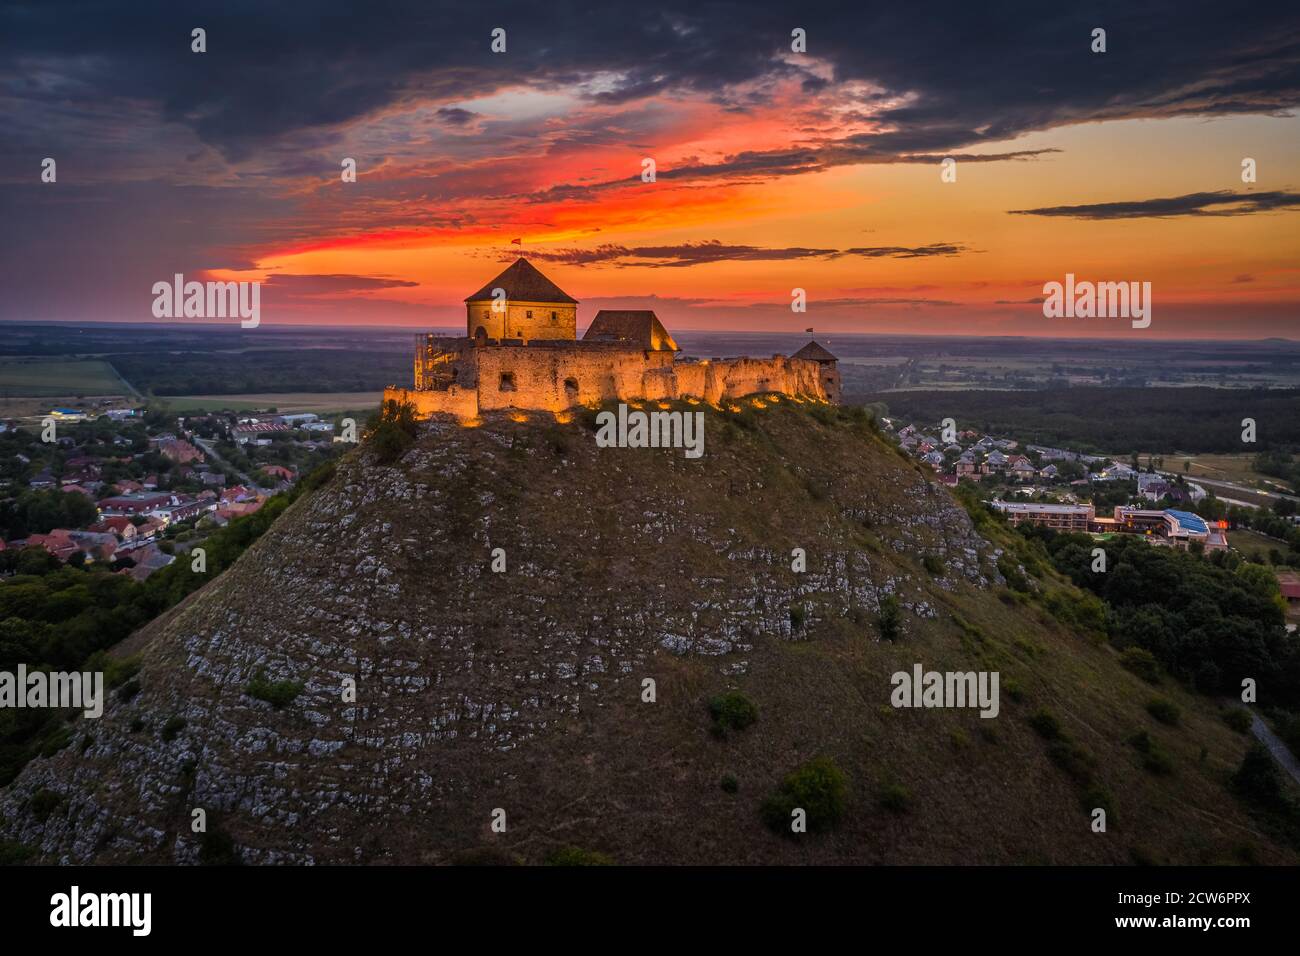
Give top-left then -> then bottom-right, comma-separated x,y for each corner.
866,386 -> 1300,455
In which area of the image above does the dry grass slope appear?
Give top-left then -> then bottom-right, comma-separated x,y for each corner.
0,399 -> 1291,865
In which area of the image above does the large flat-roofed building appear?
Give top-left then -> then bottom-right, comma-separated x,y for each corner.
1113,506 -> 1168,534
1164,509 -> 1228,551
991,500 -> 1095,531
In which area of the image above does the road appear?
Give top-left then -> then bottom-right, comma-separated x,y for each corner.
1250,713 -> 1300,786
193,437 -> 268,494
1189,475 -> 1299,508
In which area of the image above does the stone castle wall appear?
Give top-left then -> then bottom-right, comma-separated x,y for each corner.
386,344 -> 833,419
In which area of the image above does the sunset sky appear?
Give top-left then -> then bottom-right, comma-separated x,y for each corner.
2,1 -> 1297,338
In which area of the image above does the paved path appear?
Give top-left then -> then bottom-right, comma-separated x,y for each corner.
1250,713 -> 1300,785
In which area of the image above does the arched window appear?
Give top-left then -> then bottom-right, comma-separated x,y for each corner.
564,377 -> 579,398
499,372 -> 517,391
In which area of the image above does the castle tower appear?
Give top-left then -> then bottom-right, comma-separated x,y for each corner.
464,258 -> 578,343
791,338 -> 842,404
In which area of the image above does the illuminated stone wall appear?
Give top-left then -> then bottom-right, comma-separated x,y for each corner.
386,343 -> 835,419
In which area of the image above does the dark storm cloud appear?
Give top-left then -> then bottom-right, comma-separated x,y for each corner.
262,274 -> 420,293
1,1 -> 1296,164
434,107 -> 478,127
513,241 -> 968,267
1009,190 -> 1300,219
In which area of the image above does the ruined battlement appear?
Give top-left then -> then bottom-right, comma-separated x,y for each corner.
384,259 -> 841,418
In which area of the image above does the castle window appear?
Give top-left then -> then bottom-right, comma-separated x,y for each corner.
551,311 -> 558,322
564,377 -> 579,397
526,310 -> 533,319
499,372 -> 517,392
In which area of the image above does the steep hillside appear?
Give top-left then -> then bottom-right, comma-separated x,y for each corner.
1,400 -> 1291,864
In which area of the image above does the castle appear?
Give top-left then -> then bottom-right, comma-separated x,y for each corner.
383,258 -> 840,418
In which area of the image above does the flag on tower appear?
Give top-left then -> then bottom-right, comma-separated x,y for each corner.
511,238 -> 522,245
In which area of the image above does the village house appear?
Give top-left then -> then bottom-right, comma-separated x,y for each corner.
1137,473 -> 1172,501
231,422 -> 291,444
90,516 -> 139,546
1008,455 -> 1037,480
25,530 -> 82,561
982,450 -> 1008,474
121,545 -> 174,582
98,492 -> 172,516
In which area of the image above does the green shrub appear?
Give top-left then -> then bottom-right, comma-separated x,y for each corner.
38,725 -> 72,758
1127,730 -> 1174,775
720,774 -> 739,794
760,756 -> 848,833
1047,740 -> 1096,784
922,555 -> 945,576
1274,712 -> 1300,756
1120,646 -> 1161,684
878,595 -> 902,642
1231,743 -> 1284,806
547,845 -> 613,866
0,840 -> 34,865
299,460 -> 338,495
161,716 -> 187,742
367,399 -> 419,465
877,781 -> 912,813
1081,784 -> 1115,822
789,604 -> 806,630
1146,697 -> 1181,726
1044,588 -> 1106,633
28,789 -> 63,823
708,692 -> 758,732
199,827 -> 242,866
998,555 -> 1030,592
245,671 -> 303,709
1223,708 -> 1253,734
1028,708 -> 1062,740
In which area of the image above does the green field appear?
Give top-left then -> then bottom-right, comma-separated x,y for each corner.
155,391 -> 383,415
0,357 -> 129,397
1229,528 -> 1289,560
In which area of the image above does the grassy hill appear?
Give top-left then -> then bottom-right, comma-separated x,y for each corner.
0,399 -> 1293,864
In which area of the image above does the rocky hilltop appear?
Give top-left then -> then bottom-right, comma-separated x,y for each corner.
1,401 -> 1289,864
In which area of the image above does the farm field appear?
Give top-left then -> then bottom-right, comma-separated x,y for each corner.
1164,453 -> 1281,490
0,357 -> 130,397
156,391 -> 383,414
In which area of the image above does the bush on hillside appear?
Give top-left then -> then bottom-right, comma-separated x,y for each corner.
760,757 -> 847,834
708,692 -> 758,732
